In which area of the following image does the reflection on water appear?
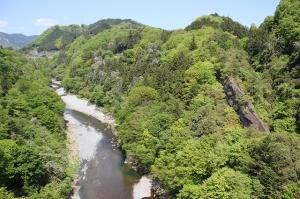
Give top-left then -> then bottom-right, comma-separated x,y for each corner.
66,109 -> 140,199
52,81 -> 152,199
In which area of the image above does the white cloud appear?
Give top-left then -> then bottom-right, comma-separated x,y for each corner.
34,18 -> 57,26
0,20 -> 8,28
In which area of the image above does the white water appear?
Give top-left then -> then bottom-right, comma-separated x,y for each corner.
54,82 -> 152,199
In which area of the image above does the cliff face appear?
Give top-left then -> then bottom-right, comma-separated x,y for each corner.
224,77 -> 269,132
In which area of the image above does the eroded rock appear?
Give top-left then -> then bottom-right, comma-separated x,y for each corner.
224,77 -> 269,132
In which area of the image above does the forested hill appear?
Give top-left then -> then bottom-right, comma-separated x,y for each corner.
26,18 -> 141,52
0,49 -> 73,198
31,0 -> 298,197
1,0 -> 299,198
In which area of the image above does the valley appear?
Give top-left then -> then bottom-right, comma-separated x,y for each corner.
0,0 -> 299,198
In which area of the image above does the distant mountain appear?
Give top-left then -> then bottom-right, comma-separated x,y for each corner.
0,32 -> 37,49
29,25 -> 83,51
29,19 -> 141,51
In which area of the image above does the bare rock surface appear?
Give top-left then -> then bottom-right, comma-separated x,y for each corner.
224,77 -> 269,132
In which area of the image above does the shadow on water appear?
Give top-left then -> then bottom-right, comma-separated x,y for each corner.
65,109 -> 140,199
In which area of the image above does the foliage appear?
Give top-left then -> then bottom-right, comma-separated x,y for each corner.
178,168 -> 262,199
90,85 -> 106,106
127,86 -> 159,106
0,49 -> 30,94
249,133 -> 300,198
29,180 -> 72,199
16,1 -> 300,197
186,14 -> 249,38
0,48 -> 71,198
29,25 -> 83,51
152,129 -> 253,193
245,0 -> 300,132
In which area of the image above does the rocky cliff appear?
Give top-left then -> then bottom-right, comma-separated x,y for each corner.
224,77 -> 269,132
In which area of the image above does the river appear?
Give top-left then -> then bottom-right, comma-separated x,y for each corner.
51,81 -> 152,199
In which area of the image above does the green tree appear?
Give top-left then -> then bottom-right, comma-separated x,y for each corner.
189,34 -> 197,51
90,85 -> 106,106
249,133 -> 300,197
178,168 -> 262,199
127,86 -> 159,106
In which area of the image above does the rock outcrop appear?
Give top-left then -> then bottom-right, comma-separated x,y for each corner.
124,152 -> 149,174
224,77 -> 269,133
151,179 -> 170,199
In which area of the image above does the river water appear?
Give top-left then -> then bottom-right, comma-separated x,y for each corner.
52,81 -> 152,199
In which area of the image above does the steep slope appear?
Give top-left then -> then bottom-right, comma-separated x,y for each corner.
32,1 -> 300,198
29,25 -> 83,51
246,0 -> 300,133
0,48 -> 72,198
0,32 -> 37,49
28,19 -> 142,52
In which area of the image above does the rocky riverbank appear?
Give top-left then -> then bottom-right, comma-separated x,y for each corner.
52,80 -> 153,199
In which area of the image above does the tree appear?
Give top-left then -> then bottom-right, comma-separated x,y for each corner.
274,0 -> 300,54
0,106 -> 9,139
189,34 -> 197,51
127,86 -> 158,106
0,48 -> 69,197
152,130 -> 252,195
29,181 -> 72,199
90,85 -> 106,106
249,133 -> 300,197
178,168 -> 262,199
0,188 -> 14,199
281,181 -> 300,199
0,49 -> 28,93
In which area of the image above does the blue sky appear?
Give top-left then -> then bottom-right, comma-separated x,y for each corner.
0,0 -> 280,35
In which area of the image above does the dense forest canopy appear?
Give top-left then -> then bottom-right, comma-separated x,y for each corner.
1,0 -> 299,198
0,49 -> 73,198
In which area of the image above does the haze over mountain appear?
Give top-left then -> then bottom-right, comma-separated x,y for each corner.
0,32 -> 37,49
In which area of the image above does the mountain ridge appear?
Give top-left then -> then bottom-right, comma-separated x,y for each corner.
28,15 -> 247,52
0,32 -> 37,49
0,0 -> 299,198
